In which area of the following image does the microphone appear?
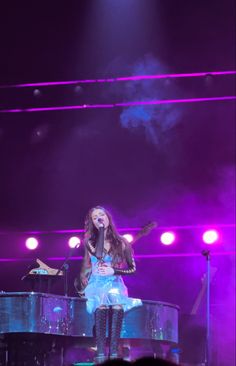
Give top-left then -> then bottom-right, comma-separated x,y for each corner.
97,218 -> 104,227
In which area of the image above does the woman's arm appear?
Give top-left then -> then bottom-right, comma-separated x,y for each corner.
112,243 -> 136,275
86,227 -> 105,259
74,246 -> 92,296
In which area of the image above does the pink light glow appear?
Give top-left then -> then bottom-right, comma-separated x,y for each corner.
160,232 -> 176,245
0,251 -> 235,262
25,237 -> 39,250
0,96 -> 235,114
0,70 -> 235,88
15,223 -> 234,235
68,236 -> 81,248
115,96 -> 236,107
123,234 -> 134,243
202,230 -> 219,244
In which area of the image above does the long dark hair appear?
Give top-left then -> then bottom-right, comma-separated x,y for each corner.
84,206 -> 128,265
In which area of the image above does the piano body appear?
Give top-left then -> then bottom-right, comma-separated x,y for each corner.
0,291 -> 179,365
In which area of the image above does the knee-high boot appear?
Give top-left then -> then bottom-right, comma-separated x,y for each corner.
94,307 -> 107,364
109,307 -> 124,359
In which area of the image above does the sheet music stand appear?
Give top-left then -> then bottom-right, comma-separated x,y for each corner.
21,259 -> 64,294
22,273 -> 64,293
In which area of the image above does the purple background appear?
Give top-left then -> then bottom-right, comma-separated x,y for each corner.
0,1 -> 235,365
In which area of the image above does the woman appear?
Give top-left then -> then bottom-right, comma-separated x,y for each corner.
75,206 -> 142,363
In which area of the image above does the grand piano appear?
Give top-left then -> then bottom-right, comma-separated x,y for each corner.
0,291 -> 179,365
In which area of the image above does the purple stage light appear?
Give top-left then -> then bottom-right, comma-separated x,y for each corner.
25,237 -> 39,250
123,234 -> 134,243
68,236 -> 81,248
115,96 -> 236,107
160,232 -> 176,245
116,70 -> 236,82
202,230 -> 219,244
0,70 -> 235,89
15,223 -> 234,236
1,251 -> 235,262
33,89 -> 42,97
0,96 -> 235,114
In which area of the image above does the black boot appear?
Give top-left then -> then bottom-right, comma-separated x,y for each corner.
94,307 -> 107,364
109,307 -> 124,359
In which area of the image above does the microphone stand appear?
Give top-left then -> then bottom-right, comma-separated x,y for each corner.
55,244 -> 80,297
201,250 -> 211,366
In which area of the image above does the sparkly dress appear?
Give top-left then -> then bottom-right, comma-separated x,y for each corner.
84,252 -> 142,314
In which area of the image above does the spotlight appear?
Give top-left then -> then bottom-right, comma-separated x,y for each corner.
68,236 -> 81,248
123,234 -> 133,243
33,88 -> 42,97
204,74 -> 214,87
160,232 -> 175,245
202,229 -> 219,244
74,85 -> 83,95
164,77 -> 171,87
30,124 -> 49,144
25,237 -> 39,250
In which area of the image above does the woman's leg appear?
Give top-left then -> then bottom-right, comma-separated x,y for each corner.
94,306 -> 108,363
109,305 -> 124,359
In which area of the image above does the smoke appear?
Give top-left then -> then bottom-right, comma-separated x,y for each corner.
118,54 -> 182,145
120,104 -> 181,145
215,164 -> 236,220
110,164 -> 236,229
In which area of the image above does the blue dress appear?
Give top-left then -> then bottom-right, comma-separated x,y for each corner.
84,253 -> 142,314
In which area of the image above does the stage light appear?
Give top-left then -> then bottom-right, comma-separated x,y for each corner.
160,232 -> 175,245
74,85 -> 83,95
30,124 -> 49,144
68,236 -> 81,248
123,234 -> 133,243
25,237 -> 39,250
204,74 -> 214,87
202,230 -> 219,244
33,88 -> 42,97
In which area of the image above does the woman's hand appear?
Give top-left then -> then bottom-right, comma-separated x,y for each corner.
96,263 -> 114,276
81,277 -> 88,286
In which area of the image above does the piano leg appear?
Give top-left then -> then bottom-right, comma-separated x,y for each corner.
149,340 -> 162,359
0,336 -> 7,366
3,334 -> 66,366
45,345 -> 63,366
116,339 -> 131,361
151,341 -> 180,364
